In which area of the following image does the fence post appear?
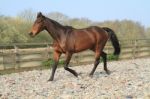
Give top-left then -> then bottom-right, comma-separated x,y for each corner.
136,39 -> 139,58
46,43 -> 50,60
75,55 -> 79,65
2,49 -> 5,70
14,44 -> 20,69
132,39 -> 137,59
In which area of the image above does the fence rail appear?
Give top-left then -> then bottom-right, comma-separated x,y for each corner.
0,39 -> 150,71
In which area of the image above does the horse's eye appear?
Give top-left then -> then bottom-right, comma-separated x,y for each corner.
35,18 -> 42,23
37,20 -> 42,23
37,18 -> 45,23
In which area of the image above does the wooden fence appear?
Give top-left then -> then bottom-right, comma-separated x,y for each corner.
0,39 -> 150,71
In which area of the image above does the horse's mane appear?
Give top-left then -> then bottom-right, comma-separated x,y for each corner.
45,17 -> 74,34
64,26 -> 74,29
48,18 -> 64,28
46,17 -> 74,28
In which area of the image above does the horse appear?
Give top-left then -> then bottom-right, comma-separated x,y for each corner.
29,12 -> 120,81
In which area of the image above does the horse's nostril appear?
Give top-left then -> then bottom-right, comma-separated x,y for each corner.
29,32 -> 33,36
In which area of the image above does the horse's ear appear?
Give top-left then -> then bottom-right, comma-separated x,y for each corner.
37,12 -> 43,18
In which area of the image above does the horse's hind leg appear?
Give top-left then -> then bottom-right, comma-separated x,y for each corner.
101,51 -> 110,74
64,52 -> 78,77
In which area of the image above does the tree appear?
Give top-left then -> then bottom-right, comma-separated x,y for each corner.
0,11 -> 148,44
0,17 -> 28,43
17,9 -> 36,22
47,12 -> 69,25
68,18 -> 92,28
145,27 -> 150,39
96,20 -> 145,40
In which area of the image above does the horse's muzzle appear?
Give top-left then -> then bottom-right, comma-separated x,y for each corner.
29,32 -> 34,37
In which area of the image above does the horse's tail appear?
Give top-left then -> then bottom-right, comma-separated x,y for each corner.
102,27 -> 121,55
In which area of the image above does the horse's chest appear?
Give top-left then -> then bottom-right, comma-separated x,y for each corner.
53,36 -> 75,53
59,42 -> 66,51
53,42 -> 67,53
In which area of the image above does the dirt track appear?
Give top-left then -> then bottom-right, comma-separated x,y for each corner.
0,58 -> 150,99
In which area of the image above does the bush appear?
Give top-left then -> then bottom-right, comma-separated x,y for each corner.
107,54 -> 119,61
42,59 -> 54,67
42,58 -> 65,68
100,54 -> 119,62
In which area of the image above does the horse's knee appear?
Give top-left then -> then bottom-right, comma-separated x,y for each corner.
94,59 -> 100,66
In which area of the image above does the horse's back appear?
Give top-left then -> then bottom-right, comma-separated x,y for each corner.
67,26 -> 108,52
77,26 -> 109,42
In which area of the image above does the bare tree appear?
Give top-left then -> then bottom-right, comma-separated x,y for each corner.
17,9 -> 36,22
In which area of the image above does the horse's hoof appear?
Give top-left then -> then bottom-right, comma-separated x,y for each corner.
47,79 -> 53,82
75,74 -> 78,77
48,78 -> 53,81
89,74 -> 93,78
106,70 -> 111,75
73,72 -> 78,77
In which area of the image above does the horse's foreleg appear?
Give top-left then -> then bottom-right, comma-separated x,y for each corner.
64,52 -> 78,77
89,51 -> 101,76
48,51 -> 61,81
101,51 -> 110,74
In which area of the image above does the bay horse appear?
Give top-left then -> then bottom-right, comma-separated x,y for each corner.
29,12 -> 120,81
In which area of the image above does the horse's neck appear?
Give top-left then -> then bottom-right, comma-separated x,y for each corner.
45,18 -> 68,47
45,19 -> 64,39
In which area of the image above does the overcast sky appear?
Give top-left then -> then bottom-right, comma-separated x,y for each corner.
0,0 -> 149,27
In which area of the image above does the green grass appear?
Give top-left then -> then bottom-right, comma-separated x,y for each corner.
42,54 -> 119,67
42,58 -> 65,68
107,54 -> 119,61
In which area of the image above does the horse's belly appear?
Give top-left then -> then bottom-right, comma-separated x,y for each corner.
75,41 -> 94,52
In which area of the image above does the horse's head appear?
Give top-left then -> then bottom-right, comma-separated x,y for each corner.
29,12 -> 46,37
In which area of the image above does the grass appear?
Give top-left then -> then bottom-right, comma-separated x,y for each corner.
42,54 -> 119,67
42,58 -> 65,68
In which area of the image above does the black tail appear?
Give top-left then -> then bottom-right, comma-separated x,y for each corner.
102,27 -> 121,55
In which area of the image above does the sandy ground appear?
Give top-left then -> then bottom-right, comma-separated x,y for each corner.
0,58 -> 150,99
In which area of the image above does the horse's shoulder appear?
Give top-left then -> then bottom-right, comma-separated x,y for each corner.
52,40 -> 60,46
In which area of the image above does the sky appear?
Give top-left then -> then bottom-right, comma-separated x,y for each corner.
0,0 -> 150,27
